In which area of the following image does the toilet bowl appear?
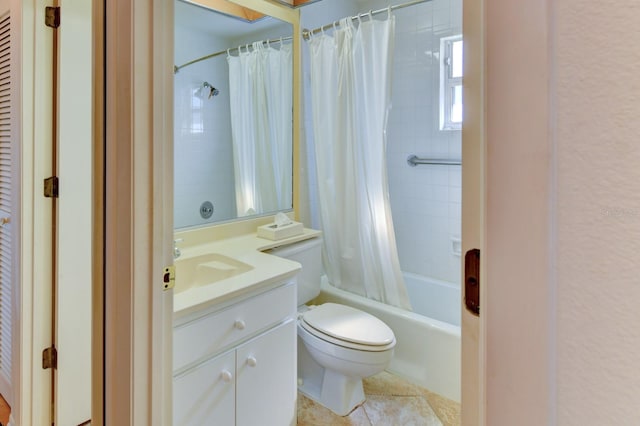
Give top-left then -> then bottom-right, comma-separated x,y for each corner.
266,237 -> 397,416
296,303 -> 395,415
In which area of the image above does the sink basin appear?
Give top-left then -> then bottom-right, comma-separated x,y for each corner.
175,253 -> 253,293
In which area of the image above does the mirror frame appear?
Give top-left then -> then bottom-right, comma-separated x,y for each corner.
176,0 -> 301,227
272,0 -> 324,8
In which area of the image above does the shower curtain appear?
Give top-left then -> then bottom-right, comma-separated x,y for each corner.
308,15 -> 411,310
228,42 -> 293,217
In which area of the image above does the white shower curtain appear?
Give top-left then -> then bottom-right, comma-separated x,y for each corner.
309,15 -> 411,310
228,42 -> 292,217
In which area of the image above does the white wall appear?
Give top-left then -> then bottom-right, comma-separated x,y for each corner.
485,0 -> 640,424
554,1 -> 640,424
174,7 -> 235,228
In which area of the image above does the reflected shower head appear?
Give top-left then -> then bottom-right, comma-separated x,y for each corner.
202,81 -> 219,99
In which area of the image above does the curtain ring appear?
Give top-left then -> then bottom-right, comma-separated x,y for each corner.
227,48 -> 231,56
333,21 -> 338,32
387,5 -> 392,19
357,13 -> 362,25
238,45 -> 242,53
368,10 -> 373,20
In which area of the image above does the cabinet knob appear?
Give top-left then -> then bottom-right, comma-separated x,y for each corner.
220,370 -> 233,383
246,356 -> 257,367
234,320 -> 246,330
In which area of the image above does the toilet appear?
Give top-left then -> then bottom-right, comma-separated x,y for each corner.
267,238 -> 396,416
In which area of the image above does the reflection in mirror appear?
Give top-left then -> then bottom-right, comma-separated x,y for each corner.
174,0 -> 293,229
272,0 -> 324,7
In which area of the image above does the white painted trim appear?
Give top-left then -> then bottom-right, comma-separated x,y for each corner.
19,1 -> 55,425
461,0 -> 486,423
104,0 -> 174,423
151,0 -> 174,423
484,0 -> 554,423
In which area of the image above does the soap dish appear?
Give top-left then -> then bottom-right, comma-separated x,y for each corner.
257,221 -> 304,240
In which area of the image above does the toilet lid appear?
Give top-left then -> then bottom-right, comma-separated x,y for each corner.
301,303 -> 395,347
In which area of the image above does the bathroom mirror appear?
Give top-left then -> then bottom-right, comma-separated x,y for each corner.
174,0 -> 294,229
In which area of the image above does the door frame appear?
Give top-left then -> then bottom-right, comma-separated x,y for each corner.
100,0 -> 174,424
461,0 -> 487,423
17,1 -> 56,425
102,0 -> 497,424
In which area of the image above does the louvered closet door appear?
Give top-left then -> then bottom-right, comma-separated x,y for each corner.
0,11 -> 12,403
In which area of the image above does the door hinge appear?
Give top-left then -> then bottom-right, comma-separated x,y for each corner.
163,265 -> 175,291
42,345 -> 58,370
464,249 -> 480,316
45,6 -> 60,29
44,176 -> 59,198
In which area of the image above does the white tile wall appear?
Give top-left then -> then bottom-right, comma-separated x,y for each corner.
385,0 -> 462,285
174,20 -> 236,228
302,0 -> 462,285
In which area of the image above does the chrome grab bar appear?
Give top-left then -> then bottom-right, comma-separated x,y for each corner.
407,155 -> 461,167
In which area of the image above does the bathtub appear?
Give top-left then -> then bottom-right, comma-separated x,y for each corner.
314,274 -> 461,402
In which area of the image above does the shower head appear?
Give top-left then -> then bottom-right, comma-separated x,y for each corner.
201,81 -> 219,99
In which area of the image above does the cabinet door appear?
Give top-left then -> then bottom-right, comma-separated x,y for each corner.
174,350 -> 236,426
236,320 -> 297,426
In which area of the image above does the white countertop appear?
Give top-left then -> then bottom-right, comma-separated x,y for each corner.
173,228 -> 321,317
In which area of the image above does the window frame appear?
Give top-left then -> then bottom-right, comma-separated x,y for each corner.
439,34 -> 463,131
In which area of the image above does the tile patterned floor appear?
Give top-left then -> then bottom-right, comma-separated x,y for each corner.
297,371 -> 460,426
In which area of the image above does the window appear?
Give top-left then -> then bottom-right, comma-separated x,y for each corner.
440,35 -> 463,130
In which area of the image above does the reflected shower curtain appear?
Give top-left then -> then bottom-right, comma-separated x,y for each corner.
309,15 -> 411,310
228,42 -> 292,217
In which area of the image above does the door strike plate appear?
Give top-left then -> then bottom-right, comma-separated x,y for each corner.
163,265 -> 175,291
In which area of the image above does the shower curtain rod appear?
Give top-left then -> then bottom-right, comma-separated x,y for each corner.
174,35 -> 293,74
302,0 -> 432,40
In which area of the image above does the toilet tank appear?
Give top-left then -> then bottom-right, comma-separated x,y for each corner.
267,237 -> 323,306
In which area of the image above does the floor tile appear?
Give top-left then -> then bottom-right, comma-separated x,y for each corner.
297,394 -> 372,426
417,388 -> 461,426
362,371 -> 423,397
297,372 -> 460,426
363,395 -> 442,426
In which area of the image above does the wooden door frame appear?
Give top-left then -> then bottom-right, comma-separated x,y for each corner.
100,0 -> 174,424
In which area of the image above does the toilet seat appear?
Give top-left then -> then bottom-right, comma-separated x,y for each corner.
300,303 -> 396,352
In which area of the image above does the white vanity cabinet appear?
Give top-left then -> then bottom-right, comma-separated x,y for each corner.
173,281 -> 297,426
174,348 -> 236,425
